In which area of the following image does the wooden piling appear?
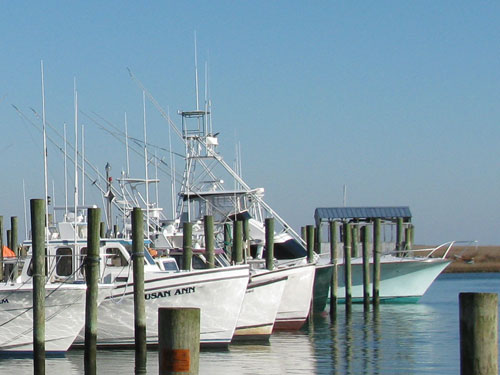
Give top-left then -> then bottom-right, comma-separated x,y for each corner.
242,218 -> 250,262
301,226 -> 306,242
100,222 -> 105,239
343,223 -> 352,306
233,220 -> 243,264
306,225 -> 315,264
396,217 -> 403,254
223,223 -> 231,260
158,307 -> 200,375
351,225 -> 359,258
0,216 -> 3,282
132,207 -> 147,373
113,224 -> 119,238
315,222 -> 322,254
12,216 -> 19,280
405,226 -> 412,251
182,222 -> 193,271
31,199 -> 45,374
329,221 -> 338,315
203,215 -> 215,269
265,218 -> 274,271
372,219 -> 381,305
85,207 -> 101,375
459,292 -> 498,375
362,226 -> 371,308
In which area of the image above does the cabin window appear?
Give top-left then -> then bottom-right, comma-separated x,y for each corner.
105,248 -> 128,267
56,247 -> 73,277
79,247 -> 87,277
27,248 -> 48,277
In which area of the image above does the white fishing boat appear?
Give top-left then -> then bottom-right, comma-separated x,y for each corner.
233,273 -> 287,341
334,243 -> 455,303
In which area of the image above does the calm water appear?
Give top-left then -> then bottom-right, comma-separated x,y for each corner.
1,272 -> 499,374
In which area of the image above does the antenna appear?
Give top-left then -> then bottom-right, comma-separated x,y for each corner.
194,31 -> 200,110
143,91 -> 150,239
124,112 -> 130,176
81,123 -> 85,206
40,60 -> 50,242
22,179 -> 28,239
343,184 -> 347,207
63,123 -> 68,216
74,78 -> 79,241
168,106 -> 175,219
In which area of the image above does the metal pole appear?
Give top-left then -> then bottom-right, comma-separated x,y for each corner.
132,207 -> 147,373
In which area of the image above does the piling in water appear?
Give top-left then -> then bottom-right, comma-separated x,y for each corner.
85,208 -> 101,375
459,292 -> 498,375
329,221 -> 338,316
361,226 -> 371,308
265,218 -> 274,271
343,223 -> 352,306
183,222 -> 193,271
100,221 -> 105,239
396,217 -> 403,255
223,223 -> 232,261
351,225 -> 359,258
315,222 -> 321,254
372,219 -> 381,305
306,225 -> 315,264
132,207 -> 147,373
233,220 -> 243,264
243,218 -> 250,262
158,307 -> 200,375
203,215 -> 215,269
31,199 -> 45,374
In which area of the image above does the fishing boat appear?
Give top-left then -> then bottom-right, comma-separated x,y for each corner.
335,243 -> 454,303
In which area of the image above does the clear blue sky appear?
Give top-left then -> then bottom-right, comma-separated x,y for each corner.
0,1 -> 498,245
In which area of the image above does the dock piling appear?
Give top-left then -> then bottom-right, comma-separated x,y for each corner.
372,219 -> 381,305
158,307 -> 200,375
343,223 -> 352,307
361,225 -> 371,309
85,207 -> 101,375
132,207 -> 147,374
329,221 -> 338,317
459,292 -> 498,375
182,222 -> 193,271
306,225 -> 315,264
265,218 -> 274,271
233,220 -> 243,264
203,215 -> 215,269
31,199 -> 45,375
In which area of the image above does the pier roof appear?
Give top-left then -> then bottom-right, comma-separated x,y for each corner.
314,206 -> 411,223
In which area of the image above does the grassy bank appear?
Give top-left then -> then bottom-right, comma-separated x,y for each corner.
420,245 -> 500,273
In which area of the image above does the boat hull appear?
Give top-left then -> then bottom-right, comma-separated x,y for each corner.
0,284 -> 90,354
264,263 -> 316,331
336,257 -> 450,302
73,265 -> 249,348
233,274 -> 287,341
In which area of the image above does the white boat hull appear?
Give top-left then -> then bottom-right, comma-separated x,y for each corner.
337,256 -> 450,302
253,263 -> 315,330
74,265 -> 249,348
233,274 -> 287,341
0,284 -> 91,354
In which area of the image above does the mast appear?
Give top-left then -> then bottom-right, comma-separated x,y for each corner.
125,112 -> 130,177
81,124 -> 85,206
64,123 -> 68,216
74,78 -> 79,242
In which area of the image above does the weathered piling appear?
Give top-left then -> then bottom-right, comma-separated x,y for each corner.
343,223 -> 352,306
405,226 -> 412,251
351,225 -> 359,258
203,215 -> 215,269
132,207 -> 147,374
182,222 -> 193,271
396,217 -> 403,255
315,222 -> 322,254
223,223 -> 231,260
329,221 -> 338,316
85,208 -> 101,375
459,292 -> 498,375
0,215 -> 3,282
265,218 -> 274,271
158,307 -> 200,375
306,225 -> 315,264
242,218 -> 250,262
361,226 -> 371,308
100,222 -> 105,239
301,226 -> 306,242
31,199 -> 45,374
372,219 -> 381,305
113,224 -> 119,238
233,220 -> 243,264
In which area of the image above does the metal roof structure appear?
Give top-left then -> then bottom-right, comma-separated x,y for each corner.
315,206 -> 411,223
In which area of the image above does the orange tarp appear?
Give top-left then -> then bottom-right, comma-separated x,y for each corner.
2,245 -> 15,258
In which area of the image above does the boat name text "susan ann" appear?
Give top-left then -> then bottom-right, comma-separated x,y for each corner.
145,287 -> 196,300
0,298 -> 8,304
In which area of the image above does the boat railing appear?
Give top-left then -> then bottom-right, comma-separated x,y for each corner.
388,240 -> 478,260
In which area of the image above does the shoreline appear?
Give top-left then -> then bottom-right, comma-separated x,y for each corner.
423,244 -> 500,273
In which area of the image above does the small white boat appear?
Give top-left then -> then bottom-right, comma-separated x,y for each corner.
233,273 -> 287,341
